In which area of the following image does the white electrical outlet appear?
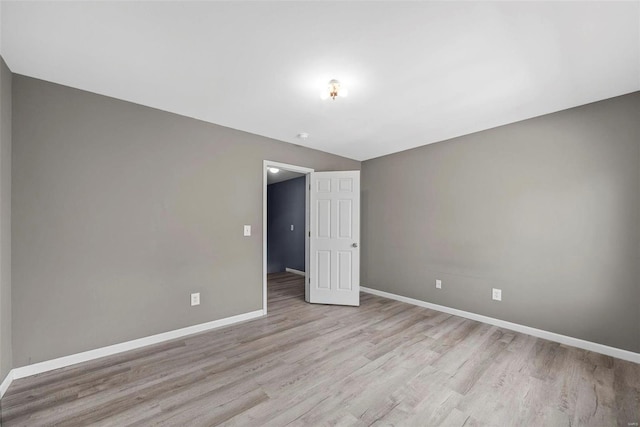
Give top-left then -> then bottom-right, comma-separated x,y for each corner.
191,292 -> 200,306
492,288 -> 502,301
243,225 -> 251,236
290,224 -> 294,231
435,279 -> 442,289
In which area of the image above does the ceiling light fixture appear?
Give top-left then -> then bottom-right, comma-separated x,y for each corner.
268,167 -> 280,174
321,79 -> 348,100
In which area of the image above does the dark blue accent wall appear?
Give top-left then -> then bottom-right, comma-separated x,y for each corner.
267,176 -> 305,274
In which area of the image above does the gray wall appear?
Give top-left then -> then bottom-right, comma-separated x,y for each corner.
12,75 -> 359,367
362,92 -> 640,353
0,56 -> 12,381
267,177 -> 306,273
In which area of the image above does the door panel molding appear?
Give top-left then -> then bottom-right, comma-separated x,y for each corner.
309,170 -> 360,306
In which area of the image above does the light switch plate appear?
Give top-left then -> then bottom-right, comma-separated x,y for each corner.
435,279 -> 442,289
243,225 -> 251,236
191,292 -> 200,306
492,288 -> 502,301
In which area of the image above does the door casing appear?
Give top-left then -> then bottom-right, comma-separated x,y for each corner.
262,160 -> 314,313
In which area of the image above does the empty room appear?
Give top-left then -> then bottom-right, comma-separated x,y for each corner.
0,1 -> 639,426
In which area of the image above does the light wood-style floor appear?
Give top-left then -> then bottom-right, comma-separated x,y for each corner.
1,272 -> 639,426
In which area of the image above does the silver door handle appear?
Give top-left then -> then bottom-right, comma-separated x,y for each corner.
352,243 -> 358,248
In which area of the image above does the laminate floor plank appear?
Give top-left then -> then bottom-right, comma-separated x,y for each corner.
1,272 -> 638,426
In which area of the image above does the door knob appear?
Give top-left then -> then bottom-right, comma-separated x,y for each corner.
352,243 -> 358,248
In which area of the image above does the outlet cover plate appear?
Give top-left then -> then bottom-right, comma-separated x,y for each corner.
492,288 -> 502,301
435,279 -> 442,289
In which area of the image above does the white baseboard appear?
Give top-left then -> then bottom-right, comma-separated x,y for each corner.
7,309 -> 265,384
0,369 -> 13,399
361,286 -> 640,364
285,268 -> 305,276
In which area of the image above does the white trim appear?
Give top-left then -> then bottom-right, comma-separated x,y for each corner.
361,286 -> 640,364
304,173 -> 310,303
10,309 -> 264,381
285,268 -> 305,276
0,369 -> 13,398
263,160 -> 314,314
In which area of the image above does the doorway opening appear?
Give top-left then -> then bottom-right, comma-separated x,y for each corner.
262,161 -> 314,314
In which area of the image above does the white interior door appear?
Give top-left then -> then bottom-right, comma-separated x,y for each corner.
309,171 -> 360,306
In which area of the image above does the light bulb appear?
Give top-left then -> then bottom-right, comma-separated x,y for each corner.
268,167 -> 280,174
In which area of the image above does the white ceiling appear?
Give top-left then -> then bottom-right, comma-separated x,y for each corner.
267,169 -> 304,186
1,1 -> 639,161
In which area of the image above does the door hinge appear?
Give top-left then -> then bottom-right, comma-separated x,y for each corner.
308,231 -> 311,237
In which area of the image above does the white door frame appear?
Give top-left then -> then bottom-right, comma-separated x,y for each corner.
262,160 -> 314,314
